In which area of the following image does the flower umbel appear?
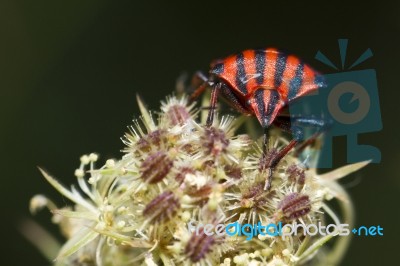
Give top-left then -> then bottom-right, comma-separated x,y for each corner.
30,94 -> 369,266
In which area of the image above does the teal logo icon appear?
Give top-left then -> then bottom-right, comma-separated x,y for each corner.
289,39 -> 382,168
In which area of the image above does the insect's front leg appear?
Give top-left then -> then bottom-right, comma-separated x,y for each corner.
189,71 -> 210,101
261,116 -> 305,190
205,83 -> 221,127
261,127 -> 273,190
261,126 -> 298,190
262,127 -> 270,155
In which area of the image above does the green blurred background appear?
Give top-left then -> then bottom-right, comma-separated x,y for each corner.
0,1 -> 398,265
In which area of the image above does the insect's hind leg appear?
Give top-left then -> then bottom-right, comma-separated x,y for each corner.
273,115 -> 331,154
291,116 -> 331,156
262,116 -> 329,190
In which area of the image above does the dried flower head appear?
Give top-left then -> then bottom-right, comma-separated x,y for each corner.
143,191 -> 180,223
29,94 -> 370,266
140,151 -> 174,184
276,192 -> 311,222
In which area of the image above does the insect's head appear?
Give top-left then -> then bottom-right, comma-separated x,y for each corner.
250,89 -> 283,128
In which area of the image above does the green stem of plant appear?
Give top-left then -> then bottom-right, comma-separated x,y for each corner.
324,181 -> 354,266
294,235 -> 311,258
297,234 -> 335,264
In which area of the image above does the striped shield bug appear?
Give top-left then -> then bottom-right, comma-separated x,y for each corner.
190,48 -> 327,189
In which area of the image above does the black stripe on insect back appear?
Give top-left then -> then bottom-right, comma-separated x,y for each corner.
267,90 -> 280,117
274,51 -> 288,88
288,62 -> 304,101
235,53 -> 248,94
255,50 -> 266,85
254,89 -> 266,127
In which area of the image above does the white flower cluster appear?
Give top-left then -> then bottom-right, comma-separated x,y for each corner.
30,95 -> 368,266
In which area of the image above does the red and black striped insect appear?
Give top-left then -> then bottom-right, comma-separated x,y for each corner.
190,48 -> 326,189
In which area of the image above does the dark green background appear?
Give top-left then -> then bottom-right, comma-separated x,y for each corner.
1,1 -> 398,265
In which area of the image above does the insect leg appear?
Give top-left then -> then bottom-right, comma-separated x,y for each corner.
263,137 -> 298,190
262,115 -> 309,190
205,83 -> 221,127
273,114 -> 329,139
263,115 -> 330,189
262,127 -> 273,190
189,71 -> 210,101
194,71 -> 208,83
219,83 -> 251,114
262,127 -> 270,155
289,116 -> 331,155
175,72 -> 188,96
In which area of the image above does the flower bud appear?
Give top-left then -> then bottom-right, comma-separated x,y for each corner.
143,191 -> 180,223
185,231 -> 216,262
166,105 -> 191,126
140,151 -> 173,183
201,127 -> 229,157
286,164 -> 305,188
137,129 -> 166,152
277,192 -> 311,221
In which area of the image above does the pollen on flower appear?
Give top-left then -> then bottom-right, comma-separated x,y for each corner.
30,94 -> 367,266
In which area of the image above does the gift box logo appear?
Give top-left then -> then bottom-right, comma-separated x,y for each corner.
289,39 -> 382,168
